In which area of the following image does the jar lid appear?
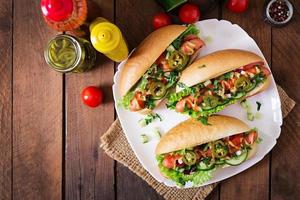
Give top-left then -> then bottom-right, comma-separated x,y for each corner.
41,0 -> 74,22
90,22 -> 121,53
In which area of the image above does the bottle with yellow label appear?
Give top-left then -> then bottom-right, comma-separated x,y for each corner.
90,17 -> 129,62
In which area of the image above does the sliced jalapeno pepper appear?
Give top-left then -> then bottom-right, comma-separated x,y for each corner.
235,76 -> 253,92
213,140 -> 228,158
168,50 -> 189,71
202,95 -> 219,110
149,82 -> 167,100
182,151 -> 197,166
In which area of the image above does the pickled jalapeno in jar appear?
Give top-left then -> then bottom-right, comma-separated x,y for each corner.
44,34 -> 96,73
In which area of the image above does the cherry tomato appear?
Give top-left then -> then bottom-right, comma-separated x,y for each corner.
243,61 -> 264,70
226,0 -> 249,13
152,13 -> 171,30
179,3 -> 200,24
129,92 -> 145,111
180,38 -> 205,55
245,67 -> 257,74
81,86 -> 103,108
229,133 -> 243,147
245,131 -> 258,145
156,53 -> 171,72
175,96 -> 193,113
162,154 -> 182,169
260,66 -> 271,76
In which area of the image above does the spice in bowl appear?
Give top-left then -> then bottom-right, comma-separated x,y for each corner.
265,0 -> 293,26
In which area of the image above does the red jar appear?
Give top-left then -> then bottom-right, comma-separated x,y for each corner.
41,0 -> 87,32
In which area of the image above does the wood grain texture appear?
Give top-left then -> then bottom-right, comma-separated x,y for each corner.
220,0 -> 271,199
271,0 -> 300,199
64,0 -> 115,199
0,0 -> 12,199
115,1 -> 164,199
13,0 -> 62,200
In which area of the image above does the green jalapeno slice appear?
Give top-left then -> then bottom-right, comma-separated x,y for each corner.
149,82 -> 167,100
213,140 -> 228,158
202,95 -> 219,110
182,151 -> 197,166
235,76 -> 253,92
168,50 -> 189,71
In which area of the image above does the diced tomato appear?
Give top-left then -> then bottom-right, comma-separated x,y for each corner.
260,66 -> 271,76
243,61 -> 265,70
175,96 -> 193,112
196,96 -> 203,105
175,99 -> 186,113
245,131 -> 258,145
245,67 -> 257,74
229,133 -> 243,147
206,84 -> 214,89
156,54 -> 172,72
201,148 -> 212,157
204,90 -> 213,96
129,92 -> 145,111
221,77 -> 237,90
194,148 -> 202,160
161,78 -> 168,84
183,34 -> 198,41
228,145 -> 240,154
162,154 -> 182,169
180,38 -> 205,56
221,80 -> 232,90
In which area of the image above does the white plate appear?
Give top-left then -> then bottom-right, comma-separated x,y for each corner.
113,19 -> 282,188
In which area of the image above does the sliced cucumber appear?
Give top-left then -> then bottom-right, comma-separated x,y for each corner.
233,92 -> 246,99
225,150 -> 248,166
197,161 -> 215,171
215,159 -> 226,165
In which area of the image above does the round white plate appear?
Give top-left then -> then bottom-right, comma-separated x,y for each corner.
112,19 -> 282,188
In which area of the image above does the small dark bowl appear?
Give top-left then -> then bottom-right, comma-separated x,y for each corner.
265,0 -> 293,27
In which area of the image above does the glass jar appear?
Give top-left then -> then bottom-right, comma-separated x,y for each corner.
44,34 -> 97,73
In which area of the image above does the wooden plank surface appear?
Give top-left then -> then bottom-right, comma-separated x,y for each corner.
12,0 -> 62,199
64,0 -> 115,200
115,1 -> 164,199
220,1 -> 271,199
2,0 -> 299,199
0,0 -> 12,199
271,0 -> 300,199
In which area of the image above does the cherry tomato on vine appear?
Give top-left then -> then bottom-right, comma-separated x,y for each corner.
226,0 -> 249,13
81,86 -> 103,108
152,13 -> 172,30
179,3 -> 200,24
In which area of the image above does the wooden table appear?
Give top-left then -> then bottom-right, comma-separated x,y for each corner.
1,0 -> 299,199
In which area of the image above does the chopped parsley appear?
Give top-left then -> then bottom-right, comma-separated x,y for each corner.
138,113 -> 162,127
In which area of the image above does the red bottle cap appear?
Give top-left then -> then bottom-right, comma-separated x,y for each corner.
41,0 -> 74,22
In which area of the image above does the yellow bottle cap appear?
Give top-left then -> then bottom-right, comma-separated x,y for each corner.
90,22 -> 121,53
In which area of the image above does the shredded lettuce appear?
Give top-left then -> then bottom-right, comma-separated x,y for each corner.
119,91 -> 135,109
157,155 -> 214,187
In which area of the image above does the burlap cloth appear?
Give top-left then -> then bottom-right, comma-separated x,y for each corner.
100,85 -> 295,200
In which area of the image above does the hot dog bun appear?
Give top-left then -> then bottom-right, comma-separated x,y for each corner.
155,115 -> 251,155
119,25 -> 187,97
176,49 -> 269,93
